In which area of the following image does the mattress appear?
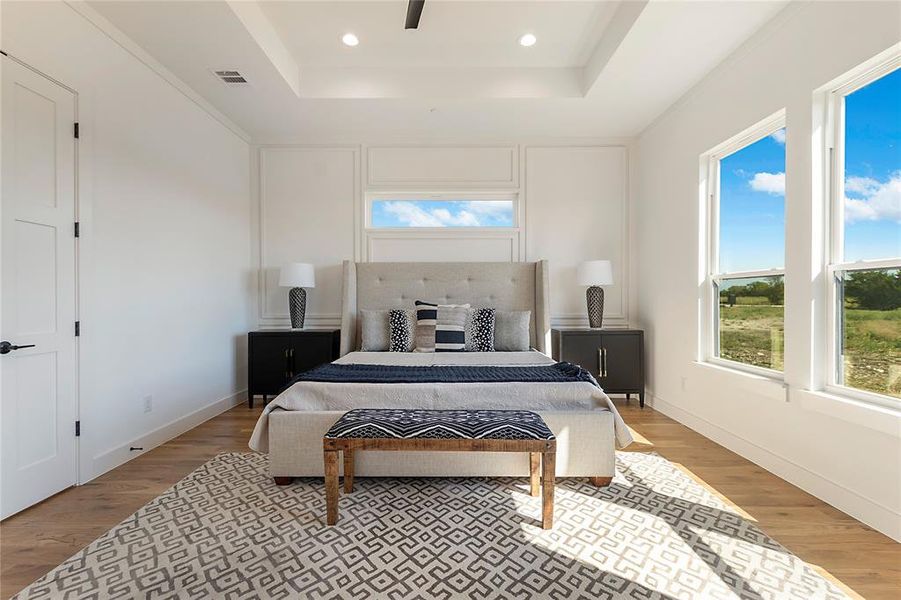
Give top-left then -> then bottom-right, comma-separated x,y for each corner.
249,350 -> 633,452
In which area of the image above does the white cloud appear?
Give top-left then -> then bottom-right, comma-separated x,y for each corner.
749,171 -> 785,195
770,129 -> 786,145
380,200 -> 513,227
461,200 -> 512,217
844,176 -> 880,196
844,172 -> 901,223
381,202 -> 491,227
382,201 -> 446,227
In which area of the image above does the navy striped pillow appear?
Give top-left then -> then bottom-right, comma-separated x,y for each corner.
414,300 -> 469,352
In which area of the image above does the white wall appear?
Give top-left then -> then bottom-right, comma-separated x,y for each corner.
635,2 -> 901,540
2,1 -> 254,481
253,142 -> 631,331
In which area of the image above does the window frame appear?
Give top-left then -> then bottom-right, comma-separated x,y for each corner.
824,56 -> 901,407
365,192 -> 521,231
704,111 -> 787,378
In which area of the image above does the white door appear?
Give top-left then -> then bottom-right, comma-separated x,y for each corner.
1,56 -> 78,519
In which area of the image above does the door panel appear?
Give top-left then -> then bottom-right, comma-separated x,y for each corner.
1,57 -> 78,519
251,336 -> 293,395
558,334 -> 602,376
14,83 -> 58,209
598,334 -> 641,391
14,352 -> 58,468
15,221 -> 57,334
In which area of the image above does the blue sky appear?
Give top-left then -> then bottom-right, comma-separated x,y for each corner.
719,130 -> 786,272
843,67 -> 900,262
719,67 -> 899,272
371,199 -> 514,228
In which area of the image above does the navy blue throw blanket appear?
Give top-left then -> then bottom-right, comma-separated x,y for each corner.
290,361 -> 600,388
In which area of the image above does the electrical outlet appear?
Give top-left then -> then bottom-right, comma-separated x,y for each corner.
143,395 -> 153,413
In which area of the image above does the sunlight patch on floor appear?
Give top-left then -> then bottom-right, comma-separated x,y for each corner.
669,460 -> 758,522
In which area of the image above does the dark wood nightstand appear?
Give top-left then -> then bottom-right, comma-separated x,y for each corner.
552,328 -> 645,407
248,329 -> 340,408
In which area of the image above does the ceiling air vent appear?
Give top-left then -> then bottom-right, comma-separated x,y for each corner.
213,70 -> 248,84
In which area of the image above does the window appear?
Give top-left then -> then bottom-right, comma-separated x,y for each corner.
706,114 -> 786,374
368,197 -> 515,228
827,62 -> 900,401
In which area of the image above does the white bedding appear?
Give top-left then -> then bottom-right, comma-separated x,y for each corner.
248,351 -> 633,452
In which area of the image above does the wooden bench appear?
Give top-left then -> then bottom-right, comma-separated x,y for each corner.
322,409 -> 557,529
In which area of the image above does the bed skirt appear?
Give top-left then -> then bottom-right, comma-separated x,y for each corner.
268,409 -> 616,478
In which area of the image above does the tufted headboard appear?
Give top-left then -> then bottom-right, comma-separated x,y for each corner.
339,260 -> 551,356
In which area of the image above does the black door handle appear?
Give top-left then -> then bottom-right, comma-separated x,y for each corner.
0,341 -> 36,354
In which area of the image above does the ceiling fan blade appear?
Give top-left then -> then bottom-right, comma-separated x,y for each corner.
405,0 -> 425,29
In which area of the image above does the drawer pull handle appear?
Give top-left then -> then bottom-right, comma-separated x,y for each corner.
599,347 -> 608,378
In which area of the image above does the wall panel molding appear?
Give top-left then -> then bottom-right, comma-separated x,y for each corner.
256,141 -> 632,330
525,144 -> 630,325
367,145 -> 519,188
258,145 -> 359,324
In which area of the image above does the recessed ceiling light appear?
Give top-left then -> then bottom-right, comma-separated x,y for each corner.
342,33 -> 359,47
519,33 -> 537,47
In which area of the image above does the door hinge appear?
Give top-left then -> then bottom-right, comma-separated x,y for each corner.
75,421 -> 81,437
74,222 -> 80,238
75,321 -> 80,337
74,122 -> 79,139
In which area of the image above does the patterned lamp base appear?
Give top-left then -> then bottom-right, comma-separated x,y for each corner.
587,286 -> 604,329
288,287 -> 307,329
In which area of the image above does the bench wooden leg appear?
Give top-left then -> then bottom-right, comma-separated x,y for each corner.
273,476 -> 294,486
542,451 -> 555,530
589,476 -> 613,487
529,452 -> 540,497
324,450 -> 339,525
343,449 -> 355,494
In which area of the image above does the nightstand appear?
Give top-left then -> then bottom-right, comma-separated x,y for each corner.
552,328 -> 645,407
247,329 -> 340,408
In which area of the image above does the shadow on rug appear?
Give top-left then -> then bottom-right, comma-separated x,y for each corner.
13,451 -> 849,599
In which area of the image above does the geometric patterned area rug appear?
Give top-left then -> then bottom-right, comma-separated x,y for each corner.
13,452 -> 849,599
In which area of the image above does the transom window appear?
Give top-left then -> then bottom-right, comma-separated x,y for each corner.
368,196 -> 516,229
827,62 -> 900,402
706,114 -> 786,374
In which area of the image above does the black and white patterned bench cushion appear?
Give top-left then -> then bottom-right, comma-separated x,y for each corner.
324,409 -> 555,441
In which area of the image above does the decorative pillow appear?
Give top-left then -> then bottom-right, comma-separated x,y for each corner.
494,310 -> 531,351
360,309 -> 390,351
387,309 -> 415,352
465,308 -> 496,352
414,300 -> 470,352
436,305 -> 468,352
414,301 -> 438,352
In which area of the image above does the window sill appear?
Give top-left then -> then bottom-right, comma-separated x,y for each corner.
797,388 -> 901,436
693,359 -> 787,401
701,357 -> 785,381
822,384 -> 901,413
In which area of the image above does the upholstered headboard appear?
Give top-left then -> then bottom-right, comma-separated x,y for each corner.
339,260 -> 551,356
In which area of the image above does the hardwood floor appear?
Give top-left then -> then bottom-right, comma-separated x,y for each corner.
1,400 -> 898,599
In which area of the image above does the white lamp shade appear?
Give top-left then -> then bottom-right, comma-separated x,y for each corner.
278,263 -> 315,288
577,260 -> 613,286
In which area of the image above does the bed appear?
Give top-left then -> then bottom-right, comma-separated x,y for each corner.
249,260 -> 632,480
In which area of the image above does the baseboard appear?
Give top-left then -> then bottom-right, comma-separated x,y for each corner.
87,389 -> 247,483
646,393 -> 901,542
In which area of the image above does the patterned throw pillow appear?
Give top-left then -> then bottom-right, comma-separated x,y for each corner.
466,308 -> 496,352
414,300 -> 470,352
435,305 -> 468,352
414,300 -> 438,352
387,309 -> 415,352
